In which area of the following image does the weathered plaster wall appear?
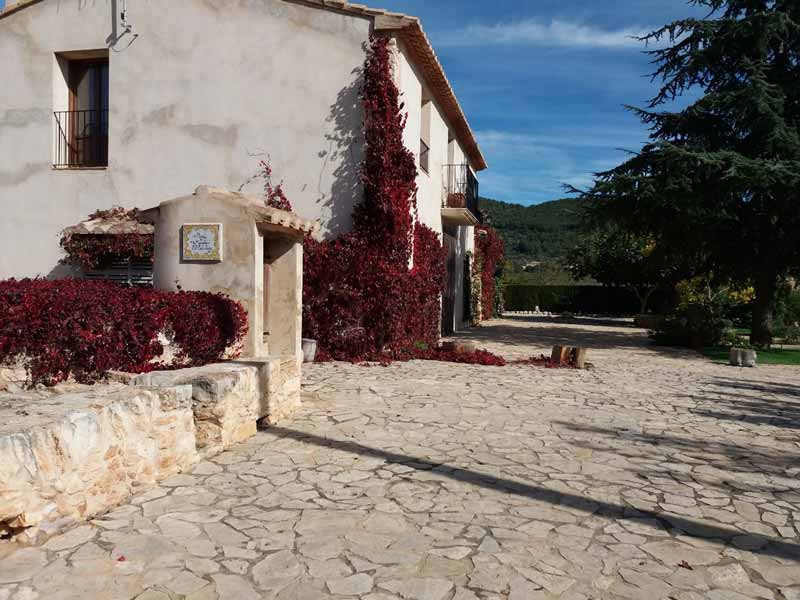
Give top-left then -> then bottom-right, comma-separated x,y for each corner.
146,187 -> 263,356
0,0 -> 369,279
1,0 -> 480,333
145,186 -> 308,363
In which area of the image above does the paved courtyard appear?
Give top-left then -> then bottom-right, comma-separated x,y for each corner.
1,317 -> 799,600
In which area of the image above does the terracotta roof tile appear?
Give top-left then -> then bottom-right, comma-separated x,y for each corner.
61,216 -> 155,237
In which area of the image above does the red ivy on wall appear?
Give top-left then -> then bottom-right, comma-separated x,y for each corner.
302,36 -> 448,361
475,225 -> 505,321
60,207 -> 154,270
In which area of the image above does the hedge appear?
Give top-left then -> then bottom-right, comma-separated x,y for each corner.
0,279 -> 248,386
503,284 -> 670,316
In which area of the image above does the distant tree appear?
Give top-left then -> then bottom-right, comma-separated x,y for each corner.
478,197 -> 583,264
567,227 -> 682,314
577,0 -> 800,347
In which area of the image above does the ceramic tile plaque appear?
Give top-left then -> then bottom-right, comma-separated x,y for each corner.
182,223 -> 223,262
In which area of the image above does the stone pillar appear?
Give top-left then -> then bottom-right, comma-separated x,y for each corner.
264,236 -> 303,362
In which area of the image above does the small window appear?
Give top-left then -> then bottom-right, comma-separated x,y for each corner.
420,138 -> 430,174
420,95 -> 432,174
54,54 -> 109,168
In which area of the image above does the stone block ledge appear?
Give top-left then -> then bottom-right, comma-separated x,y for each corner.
0,356 -> 301,542
0,385 -> 197,542
131,355 -> 301,456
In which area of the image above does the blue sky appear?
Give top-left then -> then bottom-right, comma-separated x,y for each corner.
375,0 -> 704,205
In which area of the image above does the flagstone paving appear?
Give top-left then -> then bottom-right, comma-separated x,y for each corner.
1,317 -> 800,599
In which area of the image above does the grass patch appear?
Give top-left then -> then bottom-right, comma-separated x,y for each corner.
703,346 -> 800,366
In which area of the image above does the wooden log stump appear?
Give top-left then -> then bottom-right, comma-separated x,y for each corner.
572,347 -> 588,369
551,345 -> 588,368
551,345 -> 572,365
441,341 -> 478,354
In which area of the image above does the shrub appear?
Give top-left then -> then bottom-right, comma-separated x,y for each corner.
0,279 -> 248,386
259,159 -> 293,212
166,290 -> 249,365
404,346 -> 507,366
652,303 -> 732,348
775,289 -> 800,340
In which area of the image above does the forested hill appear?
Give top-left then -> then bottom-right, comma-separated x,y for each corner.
478,196 -> 583,265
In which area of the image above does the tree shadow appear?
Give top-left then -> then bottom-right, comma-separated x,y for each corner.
554,420 -> 800,487
706,376 -> 800,399
664,376 -> 800,431
453,318 -> 692,358
316,66 -> 364,237
262,424 -> 800,562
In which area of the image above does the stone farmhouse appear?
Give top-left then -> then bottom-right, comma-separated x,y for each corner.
0,0 -> 487,334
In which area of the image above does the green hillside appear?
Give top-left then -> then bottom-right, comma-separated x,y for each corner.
479,196 -> 583,265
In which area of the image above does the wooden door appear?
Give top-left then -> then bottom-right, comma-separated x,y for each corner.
442,234 -> 457,336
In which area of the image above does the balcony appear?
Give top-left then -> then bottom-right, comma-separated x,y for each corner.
442,163 -> 480,226
54,109 -> 108,168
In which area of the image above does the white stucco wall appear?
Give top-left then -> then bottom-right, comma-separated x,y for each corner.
392,40 -> 479,332
0,0 -> 369,279
0,0 -> 481,332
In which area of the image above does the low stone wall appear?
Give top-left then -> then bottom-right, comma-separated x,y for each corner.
0,385 -> 197,540
131,355 -> 301,456
133,363 -> 260,456
259,355 -> 302,425
0,356 -> 301,541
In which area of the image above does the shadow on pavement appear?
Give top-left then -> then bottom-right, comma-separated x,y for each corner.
263,424 -> 800,563
554,421 -> 800,488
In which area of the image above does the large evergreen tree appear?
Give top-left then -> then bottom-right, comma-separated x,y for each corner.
582,0 -> 800,346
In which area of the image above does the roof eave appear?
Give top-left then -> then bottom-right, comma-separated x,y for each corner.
0,0 -> 44,20
375,19 -> 487,172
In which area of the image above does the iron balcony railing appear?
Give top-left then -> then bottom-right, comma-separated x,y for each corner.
443,163 -> 480,222
419,138 -> 430,174
54,109 -> 109,168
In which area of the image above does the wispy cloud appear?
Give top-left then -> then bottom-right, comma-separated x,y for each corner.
436,19 -> 650,50
477,129 -> 648,151
475,129 -> 642,203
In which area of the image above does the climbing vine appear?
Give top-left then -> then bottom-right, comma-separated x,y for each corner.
475,225 -> 505,321
302,36 -> 448,361
469,250 -> 483,326
259,159 -> 293,212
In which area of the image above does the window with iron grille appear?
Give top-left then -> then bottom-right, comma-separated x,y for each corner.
54,55 -> 109,168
